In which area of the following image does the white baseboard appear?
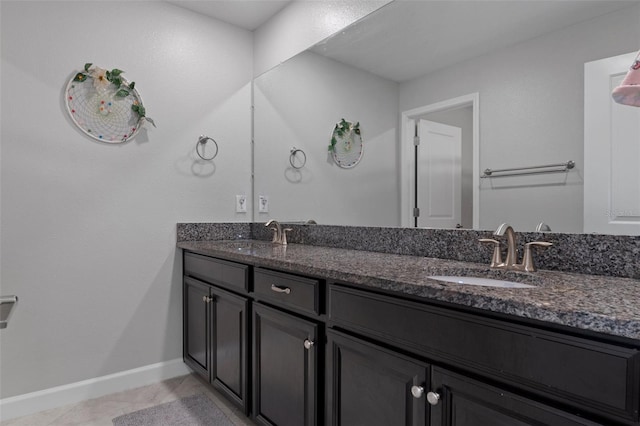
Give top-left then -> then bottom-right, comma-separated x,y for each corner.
0,358 -> 190,422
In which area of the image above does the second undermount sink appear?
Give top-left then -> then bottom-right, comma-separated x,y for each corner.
428,276 -> 536,289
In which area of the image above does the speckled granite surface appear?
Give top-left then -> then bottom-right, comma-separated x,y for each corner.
177,239 -> 640,341
177,223 -> 252,241
178,222 -> 640,279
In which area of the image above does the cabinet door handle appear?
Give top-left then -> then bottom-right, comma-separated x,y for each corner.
202,296 -> 213,303
303,339 -> 315,350
410,385 -> 424,399
271,284 -> 291,295
426,391 -> 441,406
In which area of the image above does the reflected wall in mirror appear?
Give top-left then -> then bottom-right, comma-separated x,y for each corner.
253,0 -> 640,234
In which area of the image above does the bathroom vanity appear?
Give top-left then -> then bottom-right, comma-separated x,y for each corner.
179,238 -> 640,426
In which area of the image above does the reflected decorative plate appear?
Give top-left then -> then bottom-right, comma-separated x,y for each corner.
329,119 -> 363,168
64,64 -> 151,143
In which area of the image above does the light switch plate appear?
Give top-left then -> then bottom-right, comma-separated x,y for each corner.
259,195 -> 269,213
235,195 -> 247,213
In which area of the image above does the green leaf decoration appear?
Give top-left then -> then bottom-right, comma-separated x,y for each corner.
73,72 -> 88,82
78,62 -> 155,130
329,137 -> 337,152
132,104 -> 146,117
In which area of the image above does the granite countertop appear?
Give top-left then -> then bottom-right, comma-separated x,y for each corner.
178,239 -> 640,341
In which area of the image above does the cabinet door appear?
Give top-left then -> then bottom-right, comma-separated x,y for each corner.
253,303 -> 319,426
183,277 -> 211,380
430,367 -> 601,426
326,329 -> 428,426
211,285 -> 249,414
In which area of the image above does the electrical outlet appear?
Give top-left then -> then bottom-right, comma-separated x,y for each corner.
259,195 -> 269,213
235,195 -> 247,213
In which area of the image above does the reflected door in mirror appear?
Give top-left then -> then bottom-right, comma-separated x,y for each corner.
417,120 -> 462,228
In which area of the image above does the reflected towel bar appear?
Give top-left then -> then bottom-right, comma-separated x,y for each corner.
482,160 -> 575,178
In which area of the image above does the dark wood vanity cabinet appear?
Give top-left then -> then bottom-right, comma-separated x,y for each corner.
326,328 -> 600,426
326,329 -> 428,426
252,303 -> 319,426
182,250 -> 640,426
183,277 -> 211,379
252,267 -> 323,426
183,253 -> 250,414
328,283 -> 640,426
429,367 -> 600,426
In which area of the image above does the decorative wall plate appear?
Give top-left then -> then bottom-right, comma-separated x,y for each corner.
329,119 -> 363,168
65,63 -> 154,143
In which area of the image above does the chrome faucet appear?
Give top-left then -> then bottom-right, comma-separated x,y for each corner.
480,223 -> 552,272
494,223 -> 518,267
265,220 -> 292,245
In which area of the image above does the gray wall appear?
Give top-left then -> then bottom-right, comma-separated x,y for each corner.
0,1 -> 252,398
399,4 -> 640,232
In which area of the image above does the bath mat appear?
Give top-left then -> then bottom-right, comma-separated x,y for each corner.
112,393 -> 234,426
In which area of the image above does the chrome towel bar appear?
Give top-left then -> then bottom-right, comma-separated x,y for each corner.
482,160 -> 575,178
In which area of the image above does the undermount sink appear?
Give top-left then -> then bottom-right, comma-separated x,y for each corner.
427,276 -> 536,288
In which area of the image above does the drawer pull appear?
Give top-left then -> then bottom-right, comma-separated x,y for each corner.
411,385 -> 425,399
271,284 -> 291,295
426,391 -> 441,406
304,339 -> 315,350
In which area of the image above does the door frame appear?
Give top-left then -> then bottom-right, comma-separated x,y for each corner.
400,93 -> 480,228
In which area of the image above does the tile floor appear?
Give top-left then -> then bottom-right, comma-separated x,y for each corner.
1,373 -> 256,426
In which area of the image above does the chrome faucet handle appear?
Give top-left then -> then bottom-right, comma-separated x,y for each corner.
522,241 -> 553,272
281,228 -> 293,245
479,238 -> 503,268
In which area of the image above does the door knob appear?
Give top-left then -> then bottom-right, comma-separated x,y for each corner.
410,385 -> 424,398
202,296 -> 213,303
426,391 -> 441,406
303,339 -> 315,350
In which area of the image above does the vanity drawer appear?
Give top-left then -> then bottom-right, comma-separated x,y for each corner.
329,284 -> 640,423
184,252 -> 249,293
253,268 -> 320,316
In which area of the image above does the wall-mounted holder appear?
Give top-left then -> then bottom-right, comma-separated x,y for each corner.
289,147 -> 307,169
0,295 -> 18,329
196,135 -> 219,161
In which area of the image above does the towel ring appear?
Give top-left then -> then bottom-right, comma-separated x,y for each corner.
196,135 -> 218,161
289,147 -> 307,169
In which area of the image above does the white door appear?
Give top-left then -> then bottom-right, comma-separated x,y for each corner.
584,52 -> 640,235
417,119 -> 462,228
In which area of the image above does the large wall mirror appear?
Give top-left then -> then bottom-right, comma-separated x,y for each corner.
253,0 -> 640,234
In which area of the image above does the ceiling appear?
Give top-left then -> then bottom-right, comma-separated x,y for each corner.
165,0 -> 637,81
311,0 -> 638,82
166,0 -> 292,31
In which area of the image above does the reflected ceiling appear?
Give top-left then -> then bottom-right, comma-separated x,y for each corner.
311,1 -> 636,82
